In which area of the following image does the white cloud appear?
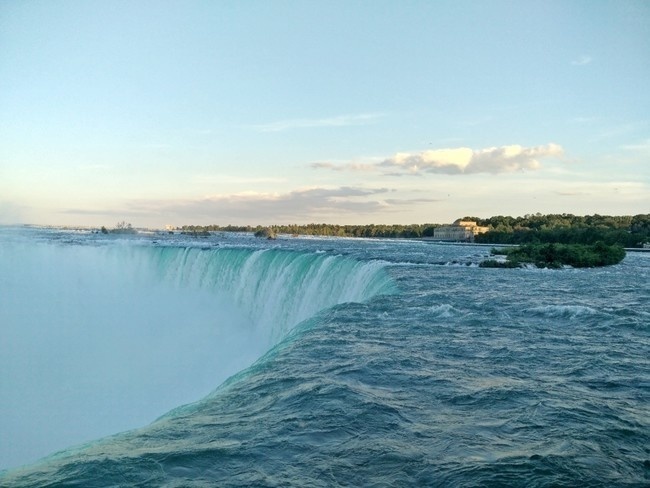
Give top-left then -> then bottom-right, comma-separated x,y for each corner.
120,187 -> 394,223
192,175 -> 288,185
382,148 -> 474,174
60,186 -> 449,225
56,176 -> 649,228
568,116 -> 600,124
466,144 -> 563,173
571,55 -> 592,66
622,138 -> 650,154
382,143 -> 563,175
312,144 -> 563,176
253,113 -> 383,132
310,161 -> 377,172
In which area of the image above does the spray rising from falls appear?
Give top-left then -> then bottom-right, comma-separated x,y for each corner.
0,237 -> 395,470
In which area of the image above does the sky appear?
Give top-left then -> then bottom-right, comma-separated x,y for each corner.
1,0 -> 648,228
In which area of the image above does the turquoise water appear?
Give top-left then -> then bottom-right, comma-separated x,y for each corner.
1,228 -> 648,486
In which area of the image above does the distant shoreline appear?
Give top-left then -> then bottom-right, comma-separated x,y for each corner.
418,240 -> 650,253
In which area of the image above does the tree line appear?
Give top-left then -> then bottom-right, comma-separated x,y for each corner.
176,213 -> 650,248
481,242 -> 627,269
471,213 -> 650,248
179,223 -> 439,238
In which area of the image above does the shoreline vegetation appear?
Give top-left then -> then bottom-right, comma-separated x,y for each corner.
480,242 -> 627,269
101,221 -> 137,235
100,213 -> 649,268
175,213 -> 649,248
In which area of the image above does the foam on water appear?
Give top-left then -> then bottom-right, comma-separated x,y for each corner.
429,303 -> 458,318
527,304 -> 600,319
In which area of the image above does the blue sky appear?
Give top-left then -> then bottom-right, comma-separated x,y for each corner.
1,0 -> 648,227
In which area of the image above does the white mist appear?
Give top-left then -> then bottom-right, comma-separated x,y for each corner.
0,240 -> 262,470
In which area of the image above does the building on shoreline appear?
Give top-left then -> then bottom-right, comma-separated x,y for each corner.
433,219 -> 489,242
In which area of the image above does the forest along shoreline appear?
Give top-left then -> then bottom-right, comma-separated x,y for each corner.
169,213 -> 649,247
91,213 -> 649,268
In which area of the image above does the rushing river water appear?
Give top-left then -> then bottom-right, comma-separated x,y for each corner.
1,227 -> 648,486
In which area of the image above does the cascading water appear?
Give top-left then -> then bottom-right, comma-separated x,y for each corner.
142,246 -> 394,343
0,233 -> 395,470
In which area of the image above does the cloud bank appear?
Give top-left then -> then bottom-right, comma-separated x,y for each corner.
130,187 -> 392,222
314,143 -> 563,175
60,186 -> 445,226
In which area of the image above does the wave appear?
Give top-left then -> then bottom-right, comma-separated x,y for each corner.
527,304 -> 600,319
429,304 -> 459,318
